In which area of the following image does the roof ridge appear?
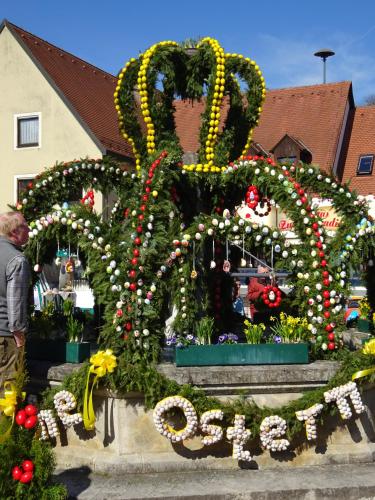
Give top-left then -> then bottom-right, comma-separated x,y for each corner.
267,81 -> 351,93
5,19 -> 117,81
356,105 -> 375,111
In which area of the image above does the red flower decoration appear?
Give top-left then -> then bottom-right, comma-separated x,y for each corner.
245,185 -> 260,210
262,285 -> 282,308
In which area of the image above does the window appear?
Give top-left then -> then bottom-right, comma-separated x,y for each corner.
277,156 -> 297,164
14,175 -> 36,203
14,113 -> 41,149
357,155 -> 374,175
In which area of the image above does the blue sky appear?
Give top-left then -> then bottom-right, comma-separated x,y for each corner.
2,0 -> 375,104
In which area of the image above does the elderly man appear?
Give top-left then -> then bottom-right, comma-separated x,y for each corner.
0,212 -> 30,392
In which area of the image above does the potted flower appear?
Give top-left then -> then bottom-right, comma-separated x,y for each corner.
358,297 -> 372,333
65,315 -> 91,363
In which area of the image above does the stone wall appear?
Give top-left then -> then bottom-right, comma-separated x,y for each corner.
27,360 -> 375,473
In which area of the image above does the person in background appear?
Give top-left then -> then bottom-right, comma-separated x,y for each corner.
247,265 -> 269,323
0,212 -> 30,393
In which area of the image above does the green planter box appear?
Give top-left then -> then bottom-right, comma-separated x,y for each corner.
26,339 -> 66,362
175,343 -> 309,367
65,342 -> 91,363
358,318 -> 371,333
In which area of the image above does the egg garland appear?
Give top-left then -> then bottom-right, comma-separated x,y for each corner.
38,409 -> 59,440
259,415 -> 290,452
324,381 -> 365,420
226,415 -> 252,462
200,410 -> 224,446
262,285 -> 282,308
153,396 -> 198,443
295,403 -> 324,441
53,390 -> 82,427
26,152 -> 372,355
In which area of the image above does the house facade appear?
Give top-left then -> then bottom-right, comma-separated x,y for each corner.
0,20 -> 133,214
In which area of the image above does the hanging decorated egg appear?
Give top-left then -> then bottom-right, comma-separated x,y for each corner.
245,185 -> 260,210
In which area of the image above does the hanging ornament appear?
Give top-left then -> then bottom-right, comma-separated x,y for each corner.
80,188 -> 95,208
262,285 -> 282,308
34,242 -> 42,273
223,260 -> 231,273
55,239 -> 61,266
75,246 -> 81,268
240,234 -> 246,267
191,241 -> 198,279
253,198 -> 271,218
65,258 -> 74,274
209,239 -> 216,269
245,185 -> 260,210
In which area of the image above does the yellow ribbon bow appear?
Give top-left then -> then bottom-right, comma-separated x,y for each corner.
352,339 -> 375,381
0,381 -> 25,443
83,350 -> 117,431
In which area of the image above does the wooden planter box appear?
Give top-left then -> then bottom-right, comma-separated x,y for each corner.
175,343 -> 309,367
65,342 -> 91,363
358,318 -> 371,333
26,339 -> 91,363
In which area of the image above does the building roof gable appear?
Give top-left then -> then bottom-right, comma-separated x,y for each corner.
3,19 -> 133,159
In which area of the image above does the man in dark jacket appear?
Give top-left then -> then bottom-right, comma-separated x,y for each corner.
0,212 -> 30,393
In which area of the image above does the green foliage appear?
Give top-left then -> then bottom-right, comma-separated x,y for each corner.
66,316 -> 84,343
195,316 -> 214,345
0,420 -> 66,499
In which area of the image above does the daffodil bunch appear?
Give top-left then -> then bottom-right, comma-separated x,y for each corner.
359,297 -> 371,318
243,319 -> 265,344
270,313 -> 310,344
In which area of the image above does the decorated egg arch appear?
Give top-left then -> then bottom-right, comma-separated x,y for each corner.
19,37 -> 375,363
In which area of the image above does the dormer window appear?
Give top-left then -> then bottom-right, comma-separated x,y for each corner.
271,134 -> 312,165
356,155 -> 374,175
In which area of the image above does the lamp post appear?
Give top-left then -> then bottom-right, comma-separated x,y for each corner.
314,49 -> 335,84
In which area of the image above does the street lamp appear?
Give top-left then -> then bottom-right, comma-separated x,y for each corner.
314,49 -> 335,84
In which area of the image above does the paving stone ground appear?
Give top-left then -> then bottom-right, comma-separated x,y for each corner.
54,462 -> 375,499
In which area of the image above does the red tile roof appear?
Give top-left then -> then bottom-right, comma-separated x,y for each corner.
341,106 -> 375,195
174,82 -> 352,172
174,98 -> 227,153
5,20 -> 133,159
253,82 -> 352,172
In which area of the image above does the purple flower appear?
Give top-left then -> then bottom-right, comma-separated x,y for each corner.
273,335 -> 282,344
217,333 -> 238,344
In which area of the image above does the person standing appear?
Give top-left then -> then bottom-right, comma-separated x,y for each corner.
247,265 -> 268,323
0,212 -> 30,393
